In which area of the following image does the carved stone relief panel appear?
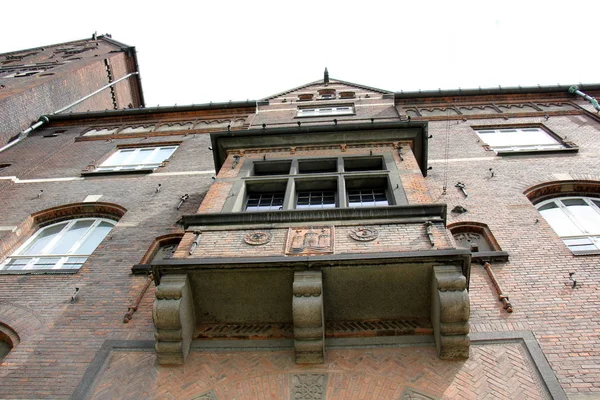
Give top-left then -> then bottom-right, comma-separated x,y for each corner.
286,227 -> 334,255
453,232 -> 491,252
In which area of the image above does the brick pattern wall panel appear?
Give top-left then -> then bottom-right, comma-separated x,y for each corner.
424,114 -> 600,395
87,343 -> 547,400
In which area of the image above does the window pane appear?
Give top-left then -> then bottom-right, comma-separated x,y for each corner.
99,146 -> 177,169
63,257 -> 88,269
32,257 -> 62,269
540,207 -> 583,236
477,128 -> 562,150
564,238 -> 599,251
76,221 -> 114,254
21,223 -> 67,255
49,220 -> 94,254
348,189 -> 389,207
5,258 -> 32,270
562,199 -> 587,206
538,202 -> 558,211
129,148 -> 155,165
565,202 -> 600,235
103,149 -> 134,166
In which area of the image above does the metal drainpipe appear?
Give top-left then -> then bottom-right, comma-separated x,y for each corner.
0,72 -> 140,154
569,85 -> 600,111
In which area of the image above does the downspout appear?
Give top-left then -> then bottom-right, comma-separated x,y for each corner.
0,72 -> 140,153
569,85 -> 600,111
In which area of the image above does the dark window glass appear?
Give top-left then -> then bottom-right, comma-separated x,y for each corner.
253,161 -> 292,176
298,159 -> 337,174
344,157 -> 385,172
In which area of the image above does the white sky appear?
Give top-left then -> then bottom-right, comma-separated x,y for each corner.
1,1 -> 599,107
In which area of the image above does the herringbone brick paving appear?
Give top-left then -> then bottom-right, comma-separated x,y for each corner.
89,343 -> 548,400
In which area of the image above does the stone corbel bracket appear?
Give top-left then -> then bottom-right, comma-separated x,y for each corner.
431,265 -> 470,359
153,274 -> 196,365
293,271 -> 325,364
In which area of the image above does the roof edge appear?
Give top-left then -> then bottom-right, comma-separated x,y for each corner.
394,83 -> 600,99
45,100 -> 259,121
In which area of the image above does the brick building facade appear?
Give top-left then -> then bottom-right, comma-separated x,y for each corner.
0,34 -> 144,147
1,45 -> 600,399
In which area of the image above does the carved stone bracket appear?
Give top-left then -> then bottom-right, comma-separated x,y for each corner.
431,265 -> 470,360
292,271 -> 325,364
153,274 -> 196,365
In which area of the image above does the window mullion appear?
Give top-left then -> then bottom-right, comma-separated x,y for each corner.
559,200 -> 591,235
67,219 -> 102,255
138,148 -> 160,170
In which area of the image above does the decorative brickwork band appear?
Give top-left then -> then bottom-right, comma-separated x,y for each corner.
292,271 -> 325,364
431,265 -> 470,360
153,274 -> 196,365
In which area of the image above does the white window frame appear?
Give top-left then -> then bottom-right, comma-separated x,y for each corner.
96,146 -> 178,172
475,127 -> 565,152
0,218 -> 115,271
537,196 -> 600,254
297,106 -> 354,118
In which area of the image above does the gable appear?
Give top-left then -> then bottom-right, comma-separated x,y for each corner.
263,78 -> 392,102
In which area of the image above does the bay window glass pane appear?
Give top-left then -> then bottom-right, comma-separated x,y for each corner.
348,189 -> 388,207
296,191 -> 336,209
245,193 -> 284,212
21,223 -> 67,255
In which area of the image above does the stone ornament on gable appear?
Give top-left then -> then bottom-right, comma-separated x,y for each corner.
349,226 -> 378,242
244,231 -> 272,246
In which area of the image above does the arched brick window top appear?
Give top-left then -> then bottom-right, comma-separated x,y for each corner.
140,233 -> 184,264
0,203 -> 126,273
525,181 -> 600,254
131,233 -> 184,275
0,322 -> 20,362
524,180 -> 600,205
31,202 -> 126,227
537,197 -> 600,254
448,222 -> 508,262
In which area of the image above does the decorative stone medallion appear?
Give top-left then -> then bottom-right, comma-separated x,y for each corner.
286,227 -> 334,255
349,226 -> 378,242
244,231 -> 272,246
290,374 -> 328,400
